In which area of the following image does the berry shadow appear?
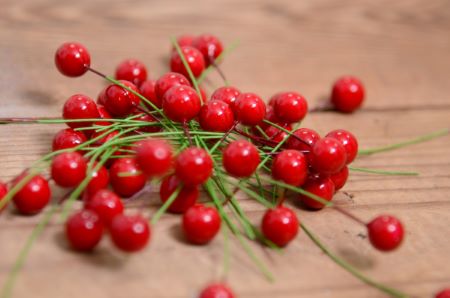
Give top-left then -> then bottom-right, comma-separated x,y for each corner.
53,231 -> 128,269
169,223 -> 190,245
21,88 -> 59,106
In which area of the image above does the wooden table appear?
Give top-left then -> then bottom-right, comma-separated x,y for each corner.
1,0 -> 449,297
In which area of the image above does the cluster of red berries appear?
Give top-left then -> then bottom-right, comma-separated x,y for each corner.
0,34 -> 418,298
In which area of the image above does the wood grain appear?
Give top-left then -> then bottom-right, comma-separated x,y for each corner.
1,0 -> 449,297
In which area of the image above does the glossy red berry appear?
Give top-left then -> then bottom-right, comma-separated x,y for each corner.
234,93 -> 266,126
135,139 -> 173,177
110,214 -> 150,252
435,289 -> 450,298
65,210 -> 104,251
109,158 -> 147,198
0,182 -> 8,212
155,72 -> 191,104
199,100 -> 235,132
95,105 -> 112,126
264,123 -> 292,144
199,283 -> 235,298
331,76 -> 365,113
12,173 -> 51,215
192,34 -> 224,66
257,105 -> 282,131
133,112 -> 161,133
174,35 -> 195,49
222,140 -> 260,178
273,92 -> 308,123
326,129 -> 358,164
139,80 -> 159,109
51,152 -> 87,187
162,85 -> 201,122
286,128 -> 320,153
367,215 -> 404,251
52,128 -> 87,151
160,175 -> 199,213
62,94 -> 99,129
200,87 -> 208,103
182,204 -> 221,244
55,42 -> 90,77
115,59 -> 148,87
104,80 -> 140,117
85,189 -> 124,226
97,86 -> 108,106
310,137 -> 347,175
170,46 -> 205,78
91,130 -> 119,147
272,150 -> 308,186
175,147 -> 213,186
262,206 -> 299,247
298,176 -> 335,210
329,166 -> 349,191
210,86 -> 241,110
86,163 -> 109,197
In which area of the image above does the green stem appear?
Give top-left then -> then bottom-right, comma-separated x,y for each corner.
358,129 -> 448,155
349,167 -> 419,176
301,223 -> 408,298
1,204 -> 59,298
151,185 -> 182,225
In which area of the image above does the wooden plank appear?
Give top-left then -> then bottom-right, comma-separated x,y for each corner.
0,0 -> 449,297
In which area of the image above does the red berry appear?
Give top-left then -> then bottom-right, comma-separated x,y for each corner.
326,129 -> 358,164
192,34 -> 224,66
133,112 -> 161,133
162,85 -> 201,123
170,46 -> 205,78
65,210 -> 104,251
264,123 -> 292,145
110,214 -> 150,252
51,152 -> 87,187
55,42 -> 90,77
91,130 -> 119,147
174,35 -> 195,49
222,140 -> 260,178
104,80 -> 140,117
12,173 -> 51,215
86,163 -> 109,197
115,59 -> 148,87
52,128 -> 87,151
95,105 -> 112,126
286,128 -> 320,153
331,76 -> 365,113
210,86 -> 241,110
298,176 -> 335,210
367,215 -> 404,251
97,87 -> 108,106
135,139 -> 173,177
175,147 -> 213,186
310,137 -> 347,175
234,93 -> 266,126
155,72 -> 191,104
182,204 -> 221,244
436,289 -> 450,298
273,92 -> 308,123
329,166 -> 349,191
85,189 -> 124,226
262,206 -> 299,247
109,158 -> 147,198
199,283 -> 235,298
200,87 -> 208,103
272,150 -> 308,186
0,181 -> 8,212
257,105 -> 282,131
139,80 -> 159,109
160,175 -> 199,213
62,94 -> 99,129
199,100 -> 235,132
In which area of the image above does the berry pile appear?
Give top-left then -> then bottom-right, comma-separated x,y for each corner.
0,34 -> 447,298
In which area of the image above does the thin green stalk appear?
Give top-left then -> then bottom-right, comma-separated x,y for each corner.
349,167 -> 419,176
358,129 -> 448,155
301,223 -> 408,298
151,185 -> 182,225
198,40 -> 240,84
1,204 -> 59,298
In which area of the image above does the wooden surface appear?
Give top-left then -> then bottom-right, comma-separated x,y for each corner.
1,0 -> 450,297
